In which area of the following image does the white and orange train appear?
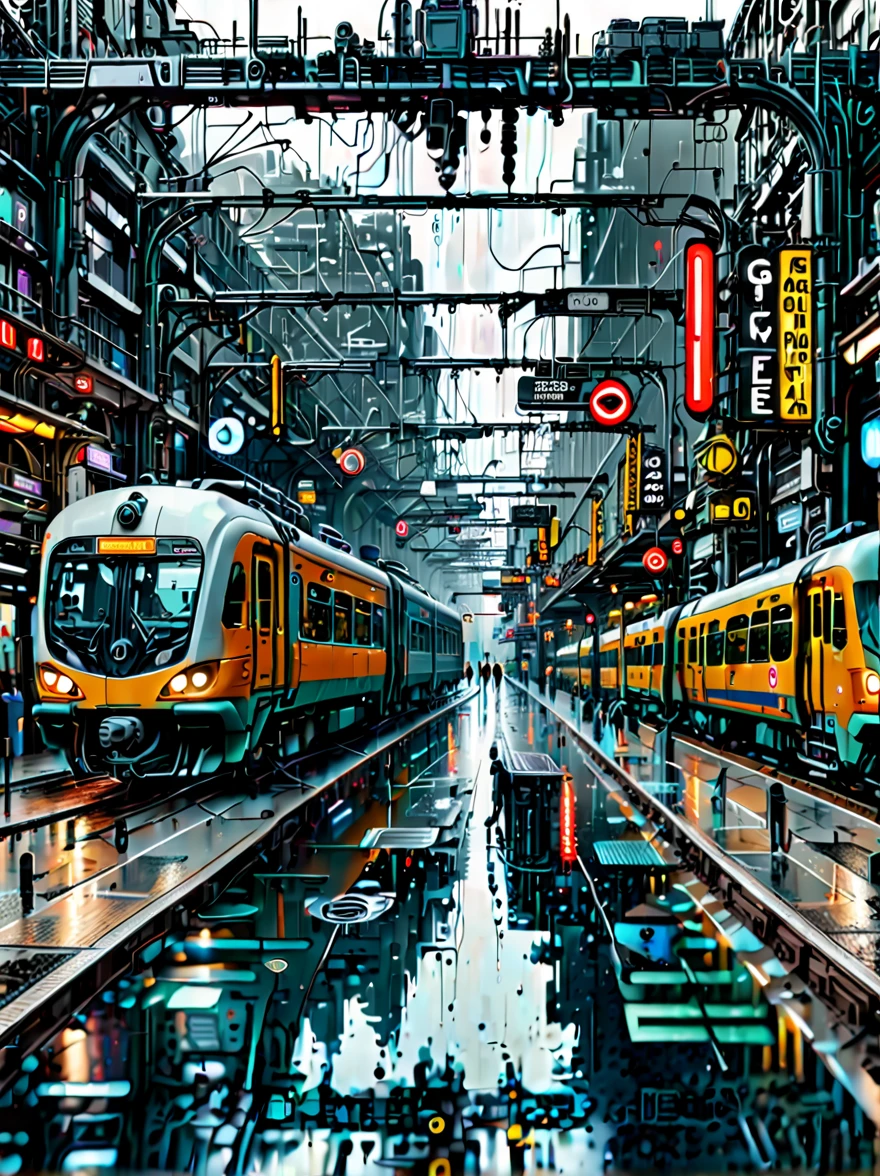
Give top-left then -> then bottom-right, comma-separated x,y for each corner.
555,533 -> 880,782
33,483 -> 464,779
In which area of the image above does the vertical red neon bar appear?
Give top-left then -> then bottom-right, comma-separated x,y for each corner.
560,777 -> 577,863
685,241 -> 715,416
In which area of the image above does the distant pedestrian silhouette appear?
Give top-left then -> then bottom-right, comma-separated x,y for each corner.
465,662 -> 474,687
492,662 -> 503,690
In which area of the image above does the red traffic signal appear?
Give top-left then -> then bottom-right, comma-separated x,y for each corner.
671,538 -> 684,555
585,612 -> 596,626
588,378 -> 633,428
642,546 -> 669,575
395,519 -> 409,538
339,447 -> 366,476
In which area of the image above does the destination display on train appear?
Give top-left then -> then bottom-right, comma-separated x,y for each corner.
517,376 -> 587,409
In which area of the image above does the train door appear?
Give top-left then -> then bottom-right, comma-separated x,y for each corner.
686,624 -> 699,701
694,621 -> 707,704
288,569 -> 301,694
804,576 -> 846,757
252,546 -> 275,690
704,619 -> 725,705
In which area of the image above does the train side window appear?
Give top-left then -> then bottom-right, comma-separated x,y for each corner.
372,605 -> 385,648
255,556 -> 273,634
823,588 -> 833,645
354,599 -> 371,646
687,626 -> 697,663
304,584 -> 332,642
812,593 -> 822,639
676,627 -> 685,668
706,619 -> 724,666
222,562 -> 247,628
334,593 -> 352,643
748,609 -> 770,662
770,604 -> 793,661
832,593 -> 847,651
725,614 -> 749,664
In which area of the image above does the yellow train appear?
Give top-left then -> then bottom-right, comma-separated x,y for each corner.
33,483 -> 464,779
554,533 -> 880,780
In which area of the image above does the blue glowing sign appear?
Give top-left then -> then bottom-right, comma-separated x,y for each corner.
862,417 -> 880,468
209,416 -> 245,456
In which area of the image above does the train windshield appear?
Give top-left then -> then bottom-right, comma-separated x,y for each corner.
45,540 -> 202,676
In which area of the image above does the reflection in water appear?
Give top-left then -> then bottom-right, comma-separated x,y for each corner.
7,691 -> 878,1174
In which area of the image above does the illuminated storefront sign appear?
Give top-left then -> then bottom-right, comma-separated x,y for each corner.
778,248 -> 814,422
588,497 -> 604,565
622,434 -> 642,535
10,471 -> 42,496
737,245 -> 777,421
640,444 -> 667,513
684,241 -> 715,417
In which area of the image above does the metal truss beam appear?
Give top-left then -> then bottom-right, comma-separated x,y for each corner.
0,53 -> 870,130
319,421 -> 654,436
138,191 -> 666,213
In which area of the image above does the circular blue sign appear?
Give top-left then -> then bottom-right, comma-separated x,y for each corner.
209,416 -> 245,455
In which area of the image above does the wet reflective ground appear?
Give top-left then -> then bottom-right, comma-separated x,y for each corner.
8,685 -> 879,1173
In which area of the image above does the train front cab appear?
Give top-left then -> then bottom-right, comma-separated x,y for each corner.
34,489 -> 392,778
673,534 -> 880,778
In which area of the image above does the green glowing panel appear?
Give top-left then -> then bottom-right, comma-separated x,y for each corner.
167,985 -> 222,1010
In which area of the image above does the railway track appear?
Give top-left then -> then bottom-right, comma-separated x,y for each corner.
513,680 -> 880,1030
0,687 -> 477,1090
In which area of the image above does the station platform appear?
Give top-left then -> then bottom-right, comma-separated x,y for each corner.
25,681 -> 880,1173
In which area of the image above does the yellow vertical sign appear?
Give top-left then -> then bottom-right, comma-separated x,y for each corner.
622,433 -> 642,536
778,249 -> 813,422
588,498 -> 604,565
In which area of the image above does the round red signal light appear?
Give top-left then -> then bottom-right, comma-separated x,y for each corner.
339,447 -> 366,476
671,538 -> 684,555
585,612 -> 596,626
395,519 -> 409,538
588,379 -> 633,428
642,546 -> 669,575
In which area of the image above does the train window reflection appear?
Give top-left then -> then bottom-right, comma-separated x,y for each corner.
748,609 -> 769,662
355,600 -> 371,645
334,593 -> 352,643
304,584 -> 331,642
373,605 -> 385,648
770,604 -> 793,661
725,614 -> 749,664
222,563 -> 246,628
832,592 -> 847,651
706,619 -> 724,666
255,557 -> 273,634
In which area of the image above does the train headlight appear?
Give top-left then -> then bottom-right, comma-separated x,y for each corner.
39,665 -> 83,699
159,662 -> 220,699
866,673 -> 880,696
